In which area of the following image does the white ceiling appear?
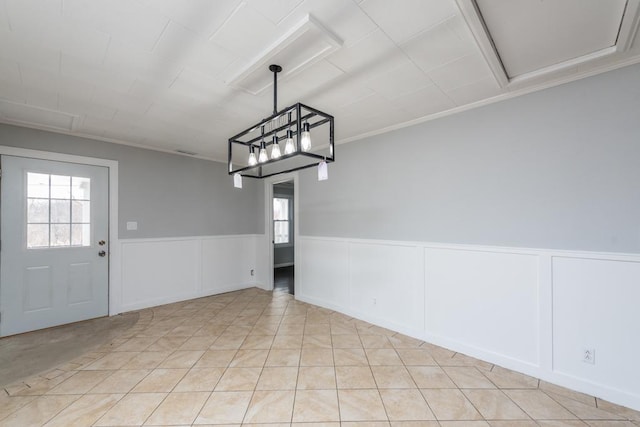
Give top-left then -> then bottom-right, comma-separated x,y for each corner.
1,0 -> 640,161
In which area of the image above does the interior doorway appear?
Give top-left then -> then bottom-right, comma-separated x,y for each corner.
272,180 -> 294,295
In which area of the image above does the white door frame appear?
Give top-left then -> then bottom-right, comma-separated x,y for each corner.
263,172 -> 299,291
0,145 -> 122,316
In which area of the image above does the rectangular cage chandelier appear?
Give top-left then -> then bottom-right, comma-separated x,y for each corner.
228,64 -> 334,182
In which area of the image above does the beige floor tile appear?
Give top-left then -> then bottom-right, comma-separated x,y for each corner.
293,422 -> 340,427
584,423 -> 637,427
488,421 -> 539,427
388,334 -> 424,349
81,352 -> 139,370
539,381 -> 597,406
121,351 -> 171,369
365,349 -> 403,365
396,348 -> 437,366
168,324 -> 200,337
407,366 -> 457,388
241,335 -> 275,349
305,323 -> 331,335
158,350 -> 205,368
178,337 -> 217,352
331,325 -> 358,335
443,367 -> 495,389
272,334 -> 304,349
131,368 -> 188,392
505,389 -> 577,420
243,390 -> 295,423
439,422 -> 491,427
145,336 -> 189,352
332,334 -> 363,348
596,399 -> 640,421
212,335 -> 246,350
0,395 -> 79,427
114,337 -> 158,352
303,334 -> 333,349
0,394 -> 36,420
334,348 -> 370,366
277,324 -> 305,335
550,393 -> 624,420
338,389 -> 388,421
47,370 -> 113,394
463,389 -> 530,420
229,349 -> 269,367
194,350 -> 237,368
298,366 -> 336,389
336,366 -> 377,389
265,348 -> 301,366
380,388 -> 435,421
174,367 -> 225,392
535,422 -> 588,427
371,366 -> 416,389
483,366 -> 538,389
195,391 -> 253,424
44,393 -> 123,427
293,389 -> 340,422
144,391 -> 209,425
215,367 -> 261,391
421,388 -> 483,421
256,367 -> 298,390
390,422 -> 438,427
360,335 -> 393,349
94,392 -> 166,426
301,348 -> 334,366
89,369 -> 151,393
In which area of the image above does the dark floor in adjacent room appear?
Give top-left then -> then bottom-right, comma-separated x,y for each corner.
274,265 -> 294,295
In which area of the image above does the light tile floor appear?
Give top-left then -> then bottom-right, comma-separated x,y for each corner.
1,287 -> 639,426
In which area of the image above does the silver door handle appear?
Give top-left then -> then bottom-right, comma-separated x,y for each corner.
98,250 -> 106,257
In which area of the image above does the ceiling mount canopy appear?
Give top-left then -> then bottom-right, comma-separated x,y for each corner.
228,64 -> 335,184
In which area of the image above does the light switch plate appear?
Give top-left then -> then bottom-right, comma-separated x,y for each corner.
126,221 -> 138,231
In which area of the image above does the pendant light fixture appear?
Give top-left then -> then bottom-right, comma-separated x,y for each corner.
228,64 -> 334,180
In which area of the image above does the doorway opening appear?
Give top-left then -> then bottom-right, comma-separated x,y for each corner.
272,180 -> 294,295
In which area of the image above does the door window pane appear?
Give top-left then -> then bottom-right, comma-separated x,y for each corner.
50,175 -> 70,198
72,201 -> 90,223
274,198 -> 289,220
27,224 -> 49,248
26,172 -> 91,249
50,199 -> 71,223
27,173 -> 49,198
72,177 -> 90,200
51,224 -> 71,246
27,198 -> 49,223
274,221 -> 289,244
273,197 -> 290,244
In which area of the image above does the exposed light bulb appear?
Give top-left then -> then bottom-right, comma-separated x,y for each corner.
248,146 -> 257,166
258,145 -> 268,163
301,122 -> 311,152
270,135 -> 281,159
284,129 -> 295,154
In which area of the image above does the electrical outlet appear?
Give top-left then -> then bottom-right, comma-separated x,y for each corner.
582,348 -> 596,364
250,269 -> 255,276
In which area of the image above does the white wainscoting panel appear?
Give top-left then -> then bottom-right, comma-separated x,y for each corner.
298,238 -> 349,310
424,248 -> 539,367
552,256 -> 640,409
119,234 -> 260,312
349,242 -> 423,335
296,235 -> 640,411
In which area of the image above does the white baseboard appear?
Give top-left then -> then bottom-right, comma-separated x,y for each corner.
274,262 -> 294,268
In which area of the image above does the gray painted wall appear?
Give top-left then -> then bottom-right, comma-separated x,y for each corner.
299,63 -> 640,254
0,124 -> 264,239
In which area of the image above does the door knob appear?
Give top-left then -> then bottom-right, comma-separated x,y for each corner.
98,250 -> 106,257
98,240 -> 106,246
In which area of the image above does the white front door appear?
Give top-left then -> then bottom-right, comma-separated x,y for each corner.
0,155 -> 109,337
